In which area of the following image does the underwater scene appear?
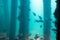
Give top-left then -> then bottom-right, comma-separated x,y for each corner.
0,0 -> 57,40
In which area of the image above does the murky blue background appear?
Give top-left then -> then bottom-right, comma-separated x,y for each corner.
0,0 -> 56,40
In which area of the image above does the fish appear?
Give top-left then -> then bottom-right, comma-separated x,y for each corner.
52,28 -> 57,33
35,20 -> 40,23
39,20 -> 44,22
40,25 -> 42,28
52,28 -> 57,31
38,16 -> 42,20
35,20 -> 44,23
33,12 -> 36,16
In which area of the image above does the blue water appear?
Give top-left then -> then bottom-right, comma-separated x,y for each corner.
16,0 -> 56,40
15,0 -> 57,40
0,0 -> 56,40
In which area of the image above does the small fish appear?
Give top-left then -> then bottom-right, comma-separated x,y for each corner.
35,20 -> 40,23
33,12 -> 36,16
40,25 -> 42,28
38,16 -> 42,20
52,28 -> 57,31
39,20 -> 44,22
35,20 -> 44,23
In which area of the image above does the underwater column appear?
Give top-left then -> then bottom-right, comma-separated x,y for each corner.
54,0 -> 60,40
18,0 -> 30,40
43,0 -> 51,40
9,0 -> 17,40
57,0 -> 60,40
2,0 -> 9,36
